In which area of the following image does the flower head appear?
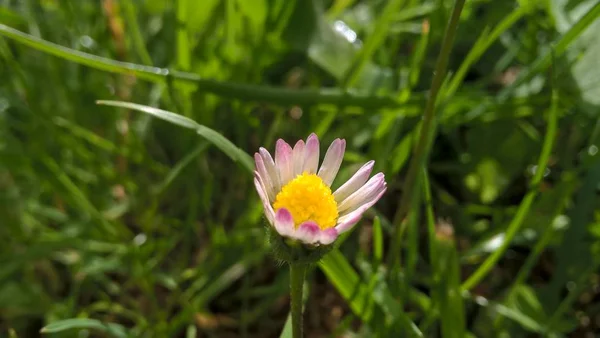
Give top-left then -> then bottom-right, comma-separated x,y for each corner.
254,133 -> 387,246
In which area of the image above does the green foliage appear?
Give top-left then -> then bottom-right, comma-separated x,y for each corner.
1,0 -> 600,337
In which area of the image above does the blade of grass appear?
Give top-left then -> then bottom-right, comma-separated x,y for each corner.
318,250 -> 374,321
461,56 -> 559,291
388,0 -> 466,265
372,216 -> 383,266
40,318 -> 128,338
52,116 -> 118,154
278,314 -> 292,338
319,250 -> 423,336
422,169 -> 436,271
420,170 -> 466,337
122,0 -> 153,66
493,174 -> 575,330
40,155 -> 124,237
327,0 -> 357,19
496,57 -> 574,324
0,23 -> 409,109
175,0 -> 194,116
153,142 -> 209,195
467,292 -> 548,334
417,170 -> 439,333
341,0 -> 406,88
96,100 -> 254,172
444,5 -> 528,100
176,0 -> 191,72
433,228 -> 466,338
464,1 -> 600,121
406,18 -> 431,92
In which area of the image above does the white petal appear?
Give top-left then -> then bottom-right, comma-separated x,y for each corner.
318,138 -> 346,186
291,221 -> 320,244
318,228 -> 339,245
254,175 -> 275,224
274,208 -> 294,237
275,139 -> 294,186
335,187 -> 387,234
254,153 -> 276,201
259,147 -> 281,193
338,173 -> 386,215
303,133 -> 320,174
333,160 -> 375,203
292,140 -> 305,177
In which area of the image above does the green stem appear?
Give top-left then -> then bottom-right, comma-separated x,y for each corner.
290,263 -> 307,338
388,0 -> 466,265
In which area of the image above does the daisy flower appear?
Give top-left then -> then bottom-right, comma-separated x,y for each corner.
253,133 -> 387,246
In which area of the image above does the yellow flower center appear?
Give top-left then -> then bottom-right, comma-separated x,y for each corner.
273,173 -> 339,229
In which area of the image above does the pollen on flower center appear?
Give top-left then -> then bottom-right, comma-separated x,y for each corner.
273,173 -> 338,229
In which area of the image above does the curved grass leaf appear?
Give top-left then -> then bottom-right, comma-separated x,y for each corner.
41,318 -> 128,338
96,100 -> 254,172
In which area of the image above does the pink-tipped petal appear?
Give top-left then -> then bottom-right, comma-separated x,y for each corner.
274,208 -> 294,237
254,175 -> 275,224
303,133 -> 320,174
275,139 -> 294,186
293,221 -> 320,244
254,153 -> 276,201
259,147 -> 281,193
333,160 -> 375,203
338,173 -> 386,215
292,140 -> 305,177
318,139 -> 346,186
335,187 -> 387,234
318,228 -> 339,245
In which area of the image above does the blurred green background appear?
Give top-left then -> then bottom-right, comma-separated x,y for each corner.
2,0 -> 600,337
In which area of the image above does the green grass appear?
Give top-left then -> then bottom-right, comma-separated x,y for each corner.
1,0 -> 600,337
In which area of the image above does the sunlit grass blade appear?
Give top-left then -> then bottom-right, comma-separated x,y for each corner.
40,318 -> 128,338
0,23 -> 403,109
96,100 -> 254,172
